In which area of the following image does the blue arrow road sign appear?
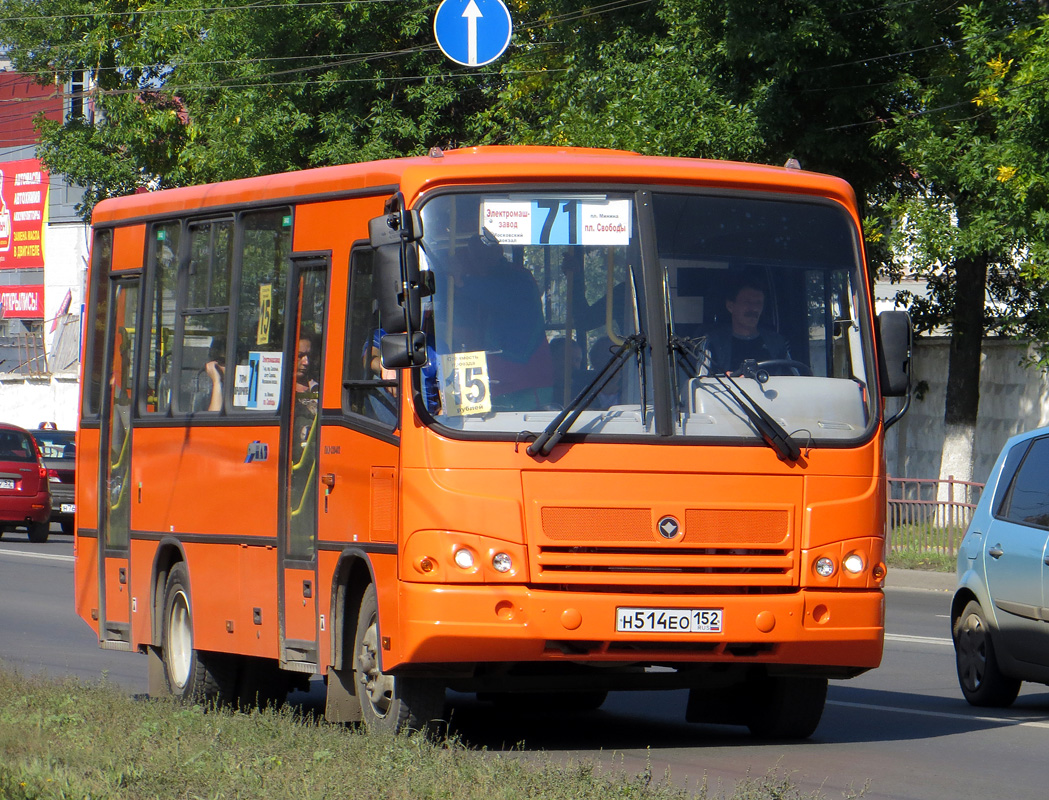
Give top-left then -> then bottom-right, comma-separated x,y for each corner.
433,0 -> 512,67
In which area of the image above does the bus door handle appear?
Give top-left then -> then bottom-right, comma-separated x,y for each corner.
322,473 -> 336,513
302,580 -> 313,599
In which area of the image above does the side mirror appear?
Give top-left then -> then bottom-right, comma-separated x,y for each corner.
380,331 -> 428,369
368,208 -> 423,248
876,310 -> 912,397
373,243 -> 422,334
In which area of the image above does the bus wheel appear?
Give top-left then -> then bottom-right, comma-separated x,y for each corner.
27,521 -> 49,543
161,563 -> 236,705
353,584 -> 444,735
745,675 -> 827,739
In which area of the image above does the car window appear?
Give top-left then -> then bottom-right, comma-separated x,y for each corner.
999,436 -> 1049,529
0,430 -> 37,462
992,439 -> 1032,516
32,431 -> 76,459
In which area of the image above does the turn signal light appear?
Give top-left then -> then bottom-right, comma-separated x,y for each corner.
814,556 -> 835,578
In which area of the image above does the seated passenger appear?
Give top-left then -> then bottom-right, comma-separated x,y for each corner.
441,232 -> 553,409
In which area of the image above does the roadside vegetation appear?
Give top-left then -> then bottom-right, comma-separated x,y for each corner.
887,547 -> 955,573
887,523 -> 962,572
0,669 -> 850,800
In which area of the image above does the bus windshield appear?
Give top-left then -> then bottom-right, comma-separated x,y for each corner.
416,188 -> 875,445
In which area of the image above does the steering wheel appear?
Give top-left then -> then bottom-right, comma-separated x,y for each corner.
755,359 -> 813,377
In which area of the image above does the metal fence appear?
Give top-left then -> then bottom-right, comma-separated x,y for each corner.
887,476 -> 985,556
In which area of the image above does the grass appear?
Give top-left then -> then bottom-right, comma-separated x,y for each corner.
0,669 -> 847,800
886,547 -> 956,572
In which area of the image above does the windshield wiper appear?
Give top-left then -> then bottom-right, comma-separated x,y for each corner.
670,335 -> 801,462
526,334 -> 646,458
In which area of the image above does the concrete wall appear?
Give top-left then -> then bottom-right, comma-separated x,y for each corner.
0,373 -> 79,430
885,338 -> 1049,484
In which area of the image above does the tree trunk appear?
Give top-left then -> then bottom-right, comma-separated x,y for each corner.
938,252 -> 988,492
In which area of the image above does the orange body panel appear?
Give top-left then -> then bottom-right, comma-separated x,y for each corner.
130,426 -> 279,539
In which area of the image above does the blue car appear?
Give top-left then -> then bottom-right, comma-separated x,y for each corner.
952,426 -> 1049,706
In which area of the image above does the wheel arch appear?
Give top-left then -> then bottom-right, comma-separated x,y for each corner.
150,537 -> 188,646
327,548 -> 378,672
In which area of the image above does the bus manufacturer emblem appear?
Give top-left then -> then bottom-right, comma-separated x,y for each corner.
245,441 -> 269,463
657,516 -> 680,539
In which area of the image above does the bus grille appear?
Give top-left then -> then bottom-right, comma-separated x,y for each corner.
534,506 -> 795,588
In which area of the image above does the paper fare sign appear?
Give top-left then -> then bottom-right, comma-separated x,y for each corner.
440,350 -> 492,416
481,197 -> 631,247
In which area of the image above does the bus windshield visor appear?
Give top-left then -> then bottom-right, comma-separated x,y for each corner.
417,191 -> 651,436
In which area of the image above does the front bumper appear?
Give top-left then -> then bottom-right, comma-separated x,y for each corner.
390,582 -> 884,673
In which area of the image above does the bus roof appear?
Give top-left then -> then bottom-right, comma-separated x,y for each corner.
90,145 -> 859,226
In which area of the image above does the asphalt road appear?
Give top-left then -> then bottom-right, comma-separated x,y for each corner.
2,531 -> 1047,799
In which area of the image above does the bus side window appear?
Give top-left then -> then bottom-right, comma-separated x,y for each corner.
176,219 -> 232,413
142,222 -> 180,415
230,209 -> 291,413
344,247 -> 398,427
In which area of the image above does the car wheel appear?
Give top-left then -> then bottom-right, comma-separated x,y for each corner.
160,562 -> 236,705
354,584 -> 445,735
953,600 -> 1021,707
27,520 -> 49,543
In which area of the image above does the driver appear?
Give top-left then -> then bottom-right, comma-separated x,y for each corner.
703,277 -> 791,374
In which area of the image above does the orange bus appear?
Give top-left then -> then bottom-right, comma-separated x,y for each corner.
75,146 -> 911,738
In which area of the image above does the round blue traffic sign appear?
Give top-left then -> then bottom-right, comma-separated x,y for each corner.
434,0 -> 512,67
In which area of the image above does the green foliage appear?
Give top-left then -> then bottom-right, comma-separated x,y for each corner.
0,670 -> 835,800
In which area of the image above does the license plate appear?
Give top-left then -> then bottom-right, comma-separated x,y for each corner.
616,607 -> 723,633
0,478 -> 14,489
60,504 -> 76,513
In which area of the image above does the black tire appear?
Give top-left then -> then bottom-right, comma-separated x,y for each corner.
745,675 -> 827,739
354,584 -> 445,735
953,600 -> 1021,707
60,519 -> 73,535
160,563 -> 237,706
27,520 -> 49,543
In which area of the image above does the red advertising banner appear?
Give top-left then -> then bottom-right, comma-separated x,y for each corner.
0,158 -> 49,270
0,284 -> 44,319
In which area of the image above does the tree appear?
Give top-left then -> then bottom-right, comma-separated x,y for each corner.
871,3 -> 1049,484
0,0 -> 496,215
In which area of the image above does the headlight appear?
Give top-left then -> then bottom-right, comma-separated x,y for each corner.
492,552 -> 513,573
815,556 -> 835,578
843,553 -> 865,574
453,548 -> 475,570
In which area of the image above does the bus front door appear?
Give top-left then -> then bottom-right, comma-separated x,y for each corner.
278,257 -> 328,672
98,277 -> 140,648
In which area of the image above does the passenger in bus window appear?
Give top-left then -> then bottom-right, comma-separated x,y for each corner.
444,231 -> 553,409
703,276 -> 790,375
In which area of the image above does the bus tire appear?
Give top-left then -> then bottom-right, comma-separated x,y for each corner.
27,520 -> 49,543
160,562 -> 236,706
353,584 -> 445,735
745,675 -> 827,739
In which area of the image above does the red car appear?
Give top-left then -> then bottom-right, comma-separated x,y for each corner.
0,423 -> 52,543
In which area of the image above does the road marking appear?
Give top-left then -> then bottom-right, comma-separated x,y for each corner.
886,632 -> 953,647
828,699 -> 1049,729
0,548 -> 74,563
